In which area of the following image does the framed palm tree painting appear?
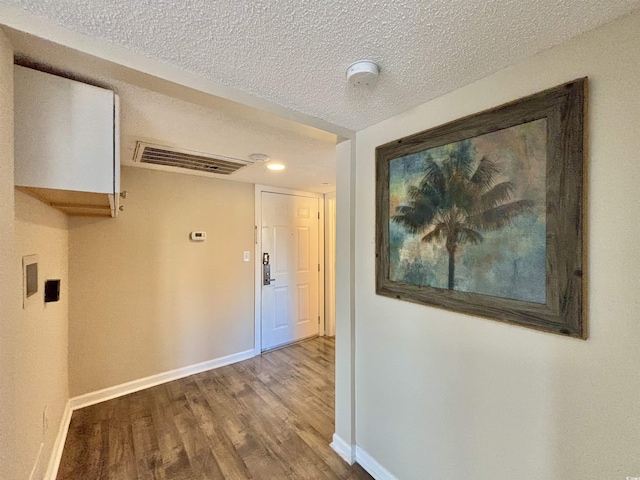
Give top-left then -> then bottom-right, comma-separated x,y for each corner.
376,79 -> 586,338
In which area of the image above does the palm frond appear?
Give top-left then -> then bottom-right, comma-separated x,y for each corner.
470,157 -> 499,190
393,214 -> 428,234
415,178 -> 445,209
393,194 -> 440,233
449,172 -> 478,211
478,182 -> 515,211
468,199 -> 535,230
407,185 -> 425,202
423,156 -> 445,193
421,223 -> 447,244
448,140 -> 475,178
456,227 -> 484,245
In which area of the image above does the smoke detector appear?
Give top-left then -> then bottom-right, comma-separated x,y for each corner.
346,60 -> 380,86
249,153 -> 270,163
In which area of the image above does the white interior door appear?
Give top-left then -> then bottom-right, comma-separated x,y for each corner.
261,192 -> 319,351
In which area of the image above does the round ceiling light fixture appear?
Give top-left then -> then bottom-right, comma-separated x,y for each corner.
249,153 -> 270,163
346,60 -> 380,86
267,163 -> 285,171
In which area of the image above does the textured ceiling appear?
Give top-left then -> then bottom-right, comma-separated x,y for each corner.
2,0 -> 640,131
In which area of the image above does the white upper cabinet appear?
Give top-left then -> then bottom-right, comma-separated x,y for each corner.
14,65 -> 120,217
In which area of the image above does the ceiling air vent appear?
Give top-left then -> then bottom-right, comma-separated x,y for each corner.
133,142 -> 253,175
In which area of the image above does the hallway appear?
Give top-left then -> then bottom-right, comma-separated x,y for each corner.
57,337 -> 372,479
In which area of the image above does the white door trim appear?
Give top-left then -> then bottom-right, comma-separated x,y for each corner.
324,191 -> 336,337
254,185 -> 325,355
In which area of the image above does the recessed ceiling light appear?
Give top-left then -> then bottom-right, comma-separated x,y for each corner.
267,163 -> 285,171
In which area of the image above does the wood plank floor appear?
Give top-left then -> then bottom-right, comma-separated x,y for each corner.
57,337 -> 372,480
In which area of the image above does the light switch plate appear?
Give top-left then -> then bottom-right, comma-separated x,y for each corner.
243,251 -> 250,262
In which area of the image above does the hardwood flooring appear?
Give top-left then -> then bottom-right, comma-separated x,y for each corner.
57,337 -> 372,480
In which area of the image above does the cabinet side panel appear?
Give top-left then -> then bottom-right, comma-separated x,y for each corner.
114,94 -> 121,195
14,66 -> 114,194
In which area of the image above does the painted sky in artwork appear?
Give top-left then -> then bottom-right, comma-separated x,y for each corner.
389,118 -> 547,304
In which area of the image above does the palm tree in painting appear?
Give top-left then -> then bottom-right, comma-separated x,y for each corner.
392,141 -> 534,290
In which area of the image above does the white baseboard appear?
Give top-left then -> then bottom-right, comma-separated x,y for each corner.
330,433 -> 356,465
44,400 -> 72,480
355,445 -> 398,480
45,349 -> 255,479
70,349 -> 255,410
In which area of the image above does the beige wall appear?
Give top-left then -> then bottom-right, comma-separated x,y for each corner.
352,10 -> 640,480
14,191 -> 69,479
0,29 -> 71,479
0,28 -> 18,480
69,166 -> 255,396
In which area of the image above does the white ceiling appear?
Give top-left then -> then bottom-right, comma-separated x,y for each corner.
1,0 -> 639,132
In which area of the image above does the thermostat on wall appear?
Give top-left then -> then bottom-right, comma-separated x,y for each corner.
190,231 -> 207,241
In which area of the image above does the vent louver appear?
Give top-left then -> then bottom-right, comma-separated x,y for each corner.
133,142 -> 253,175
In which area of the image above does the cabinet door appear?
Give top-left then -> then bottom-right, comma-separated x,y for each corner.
14,66 -> 115,194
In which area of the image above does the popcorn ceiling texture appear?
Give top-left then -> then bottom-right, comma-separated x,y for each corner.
2,0 -> 640,130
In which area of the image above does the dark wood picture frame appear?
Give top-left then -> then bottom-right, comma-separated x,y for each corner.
376,79 -> 586,338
